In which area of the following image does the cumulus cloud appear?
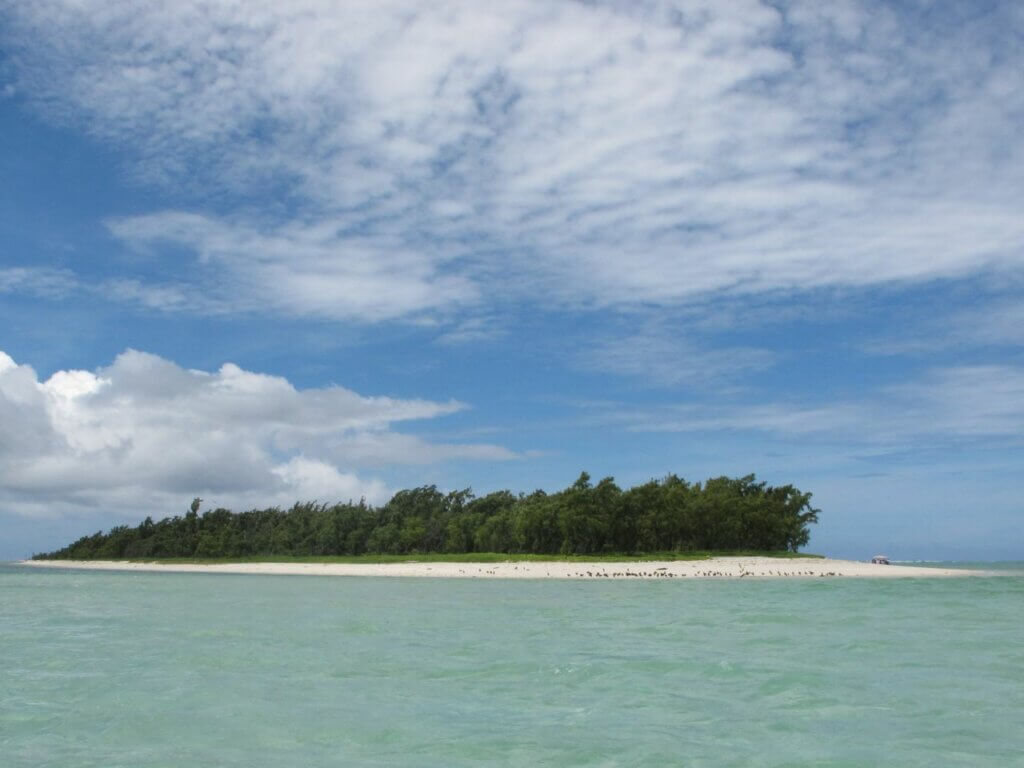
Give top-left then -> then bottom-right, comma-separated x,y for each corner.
2,0 -> 1021,323
0,349 -> 516,519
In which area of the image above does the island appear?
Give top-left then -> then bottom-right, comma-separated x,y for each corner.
26,472 -> 980,578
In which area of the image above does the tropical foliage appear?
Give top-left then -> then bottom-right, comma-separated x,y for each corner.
35,473 -> 820,560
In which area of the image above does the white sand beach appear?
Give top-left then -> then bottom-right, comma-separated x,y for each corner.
21,557 -> 982,579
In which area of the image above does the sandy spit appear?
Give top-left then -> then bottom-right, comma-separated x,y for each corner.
19,557 -> 983,579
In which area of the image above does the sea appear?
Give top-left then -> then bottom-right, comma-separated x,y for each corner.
2,562 -> 1022,767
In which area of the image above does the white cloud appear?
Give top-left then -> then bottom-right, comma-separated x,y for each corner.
0,349 -> 515,519
950,303 -> 1024,348
2,1 -> 1021,323
888,365 -> 1024,438
270,457 -> 388,506
582,329 -> 774,389
105,212 -> 478,322
865,299 -> 1024,356
0,268 -> 78,299
434,316 -> 504,346
591,365 -> 1024,446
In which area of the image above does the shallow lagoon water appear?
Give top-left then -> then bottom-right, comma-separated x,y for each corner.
2,563 -> 1022,767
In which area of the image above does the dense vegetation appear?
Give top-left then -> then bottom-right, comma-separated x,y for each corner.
35,472 -> 820,560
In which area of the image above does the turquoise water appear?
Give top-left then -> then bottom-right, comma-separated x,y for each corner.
2,564 -> 1023,767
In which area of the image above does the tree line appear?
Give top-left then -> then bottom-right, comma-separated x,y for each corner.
35,472 -> 820,560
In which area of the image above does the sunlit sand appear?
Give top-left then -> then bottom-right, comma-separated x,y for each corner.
22,557 -> 981,579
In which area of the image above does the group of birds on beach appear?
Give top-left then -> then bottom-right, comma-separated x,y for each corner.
453,565 -> 843,579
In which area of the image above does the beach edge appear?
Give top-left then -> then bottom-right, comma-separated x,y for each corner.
17,557 -> 985,579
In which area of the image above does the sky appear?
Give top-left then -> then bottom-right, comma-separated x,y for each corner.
1,0 -> 1022,561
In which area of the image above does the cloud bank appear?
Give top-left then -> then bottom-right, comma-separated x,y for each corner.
0,349 -> 514,520
3,0 -> 1022,325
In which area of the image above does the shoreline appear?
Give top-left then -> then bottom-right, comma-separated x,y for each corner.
18,557 -> 985,579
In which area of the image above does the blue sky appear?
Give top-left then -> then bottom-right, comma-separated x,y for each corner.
1,0 -> 1022,561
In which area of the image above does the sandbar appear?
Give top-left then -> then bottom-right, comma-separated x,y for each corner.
20,557 -> 983,579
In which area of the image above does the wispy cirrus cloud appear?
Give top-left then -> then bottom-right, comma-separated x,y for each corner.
2,1 -> 1022,325
105,212 -> 478,322
585,365 -> 1024,447
864,298 -> 1024,357
580,329 -> 774,390
0,267 -> 78,299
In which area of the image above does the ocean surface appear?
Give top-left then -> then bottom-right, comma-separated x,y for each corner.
2,562 -> 1022,767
